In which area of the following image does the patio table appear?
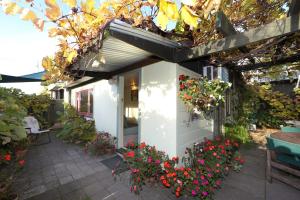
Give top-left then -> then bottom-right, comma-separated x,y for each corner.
271,132 -> 300,144
267,131 -> 300,190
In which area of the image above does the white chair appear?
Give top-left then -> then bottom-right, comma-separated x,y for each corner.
24,116 -> 51,145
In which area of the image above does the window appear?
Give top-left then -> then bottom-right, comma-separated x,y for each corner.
76,89 -> 93,116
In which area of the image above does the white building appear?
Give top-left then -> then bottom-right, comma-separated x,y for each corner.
64,20 -> 230,158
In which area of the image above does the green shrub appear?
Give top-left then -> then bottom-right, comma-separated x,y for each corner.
0,88 -> 27,146
225,123 -> 250,144
56,104 -> 96,143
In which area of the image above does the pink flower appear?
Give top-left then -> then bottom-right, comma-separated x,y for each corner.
147,156 -> 152,163
216,179 -> 222,186
155,159 -> 161,164
202,191 -> 208,196
198,159 -> 205,165
192,190 -> 197,196
193,179 -> 199,185
207,173 -> 212,178
201,179 -> 209,185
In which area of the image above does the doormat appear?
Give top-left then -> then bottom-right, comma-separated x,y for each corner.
101,155 -> 127,171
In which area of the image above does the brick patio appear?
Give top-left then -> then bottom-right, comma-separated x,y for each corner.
12,133 -> 300,200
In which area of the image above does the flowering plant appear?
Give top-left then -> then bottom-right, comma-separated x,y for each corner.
114,143 -> 167,194
178,74 -> 231,113
114,137 -> 244,198
160,136 -> 244,199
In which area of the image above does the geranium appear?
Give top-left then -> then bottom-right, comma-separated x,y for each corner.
18,159 -> 25,166
4,154 -> 11,161
125,151 -> 135,158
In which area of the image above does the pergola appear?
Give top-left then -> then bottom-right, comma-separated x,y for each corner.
67,0 -> 300,86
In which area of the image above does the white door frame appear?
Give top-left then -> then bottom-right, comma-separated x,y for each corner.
117,75 -> 124,148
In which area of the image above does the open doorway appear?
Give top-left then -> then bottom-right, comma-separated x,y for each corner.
122,70 -> 139,146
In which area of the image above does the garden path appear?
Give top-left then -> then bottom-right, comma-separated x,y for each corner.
12,133 -> 300,200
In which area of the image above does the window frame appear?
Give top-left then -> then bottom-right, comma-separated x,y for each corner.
76,89 -> 93,117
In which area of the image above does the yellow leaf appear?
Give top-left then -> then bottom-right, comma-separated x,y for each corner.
158,0 -> 179,21
33,18 -> 44,31
48,27 -> 59,37
165,1 -> 179,20
62,0 -> 77,8
82,0 -> 94,13
66,50 -> 77,63
20,8 -> 37,21
157,11 -> 168,30
42,57 -> 52,69
4,2 -> 16,15
45,0 -> 61,20
180,5 -> 198,28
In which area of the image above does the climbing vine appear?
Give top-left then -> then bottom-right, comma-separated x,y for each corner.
0,0 -> 289,82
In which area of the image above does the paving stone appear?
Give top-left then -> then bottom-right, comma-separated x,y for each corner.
61,189 -> 88,200
59,175 -> 74,185
22,185 -> 47,199
58,180 -> 82,195
27,188 -> 61,200
45,180 -> 60,191
83,181 -> 105,196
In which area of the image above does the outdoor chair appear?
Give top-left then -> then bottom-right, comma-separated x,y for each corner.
281,126 -> 300,133
266,136 -> 300,190
24,116 -> 51,145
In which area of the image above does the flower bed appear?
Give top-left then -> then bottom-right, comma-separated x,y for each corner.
113,137 -> 244,199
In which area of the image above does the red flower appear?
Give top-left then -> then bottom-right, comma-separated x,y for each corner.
175,191 -> 180,197
172,156 -> 179,163
164,161 -> 171,169
4,154 -> 11,161
139,142 -> 146,149
19,160 -> 25,166
179,75 -> 185,81
180,84 -> 185,90
125,151 -> 135,158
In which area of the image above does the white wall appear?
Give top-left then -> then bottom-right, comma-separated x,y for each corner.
70,79 -> 119,137
176,65 -> 214,159
139,61 -> 177,157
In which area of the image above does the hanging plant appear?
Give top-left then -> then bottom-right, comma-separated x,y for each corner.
178,74 -> 231,114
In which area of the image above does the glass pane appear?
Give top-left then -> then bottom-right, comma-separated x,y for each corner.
80,90 -> 89,112
89,90 -> 93,114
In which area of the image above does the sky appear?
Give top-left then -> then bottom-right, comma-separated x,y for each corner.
0,9 -> 57,94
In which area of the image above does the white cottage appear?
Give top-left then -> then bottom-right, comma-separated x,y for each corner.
64,20 -> 230,159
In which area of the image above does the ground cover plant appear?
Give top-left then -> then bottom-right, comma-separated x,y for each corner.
113,137 -> 244,199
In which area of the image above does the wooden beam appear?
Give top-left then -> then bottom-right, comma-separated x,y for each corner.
236,52 -> 300,71
175,13 -> 300,62
216,11 -> 254,62
289,0 -> 300,16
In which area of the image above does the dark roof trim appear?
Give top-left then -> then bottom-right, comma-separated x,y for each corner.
67,56 -> 160,89
108,20 -> 183,61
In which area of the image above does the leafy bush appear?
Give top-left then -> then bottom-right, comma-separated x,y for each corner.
56,104 -> 96,143
224,123 -> 250,144
0,88 -> 27,145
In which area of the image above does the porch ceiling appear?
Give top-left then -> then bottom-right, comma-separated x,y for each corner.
71,37 -> 154,73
